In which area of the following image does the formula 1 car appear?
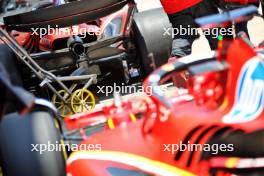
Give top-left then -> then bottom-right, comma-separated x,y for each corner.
0,0 -> 172,116
64,7 -> 264,176
1,6 -> 263,176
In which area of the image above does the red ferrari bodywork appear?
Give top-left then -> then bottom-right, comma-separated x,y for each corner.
64,36 -> 264,175
10,5 -> 130,53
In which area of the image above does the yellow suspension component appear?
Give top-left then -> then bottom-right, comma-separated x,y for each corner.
107,117 -> 115,129
129,113 -> 137,122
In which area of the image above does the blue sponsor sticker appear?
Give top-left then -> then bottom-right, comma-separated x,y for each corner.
223,57 -> 264,123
